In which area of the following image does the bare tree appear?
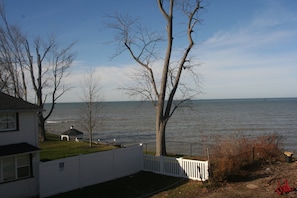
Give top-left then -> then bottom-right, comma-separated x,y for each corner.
0,3 -> 28,99
79,69 -> 104,147
26,37 -> 75,141
107,0 -> 203,156
0,3 -> 75,141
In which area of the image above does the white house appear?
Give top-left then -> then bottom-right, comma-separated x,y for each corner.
0,92 -> 41,198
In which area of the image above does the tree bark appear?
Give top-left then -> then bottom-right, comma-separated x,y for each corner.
156,113 -> 167,156
38,115 -> 46,142
155,0 -> 174,156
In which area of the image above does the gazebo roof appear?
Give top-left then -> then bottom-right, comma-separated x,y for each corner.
61,126 -> 84,136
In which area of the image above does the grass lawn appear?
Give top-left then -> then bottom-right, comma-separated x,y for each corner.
39,133 -> 117,161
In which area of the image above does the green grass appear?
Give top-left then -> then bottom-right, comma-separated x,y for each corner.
39,133 -> 117,161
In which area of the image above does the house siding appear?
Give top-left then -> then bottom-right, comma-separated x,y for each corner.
0,153 -> 40,198
0,107 -> 40,197
0,111 -> 39,146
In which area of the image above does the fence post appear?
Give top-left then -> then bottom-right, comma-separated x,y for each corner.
139,144 -> 144,170
206,160 -> 209,180
179,157 -> 183,176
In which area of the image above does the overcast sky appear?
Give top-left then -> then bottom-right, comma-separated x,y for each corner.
4,0 -> 297,102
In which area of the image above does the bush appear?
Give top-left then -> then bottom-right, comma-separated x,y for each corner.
209,133 -> 283,182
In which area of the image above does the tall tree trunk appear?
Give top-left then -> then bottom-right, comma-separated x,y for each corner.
38,115 -> 46,142
154,0 -> 173,156
156,105 -> 167,156
89,102 -> 92,147
36,53 -> 47,141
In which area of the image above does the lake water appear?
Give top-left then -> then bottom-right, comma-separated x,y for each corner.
44,98 -> 297,155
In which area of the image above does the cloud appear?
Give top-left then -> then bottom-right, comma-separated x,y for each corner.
59,1 -> 297,102
195,2 -> 297,99
60,63 -> 138,102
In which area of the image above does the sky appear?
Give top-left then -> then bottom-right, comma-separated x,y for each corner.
3,0 -> 297,102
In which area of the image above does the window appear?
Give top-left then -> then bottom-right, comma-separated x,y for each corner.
0,113 -> 18,132
0,154 -> 32,183
2,156 -> 16,181
17,155 -> 31,179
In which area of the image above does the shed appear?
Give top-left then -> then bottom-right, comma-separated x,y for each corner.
60,126 -> 84,141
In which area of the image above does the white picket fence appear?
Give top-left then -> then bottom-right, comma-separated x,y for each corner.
143,154 -> 209,181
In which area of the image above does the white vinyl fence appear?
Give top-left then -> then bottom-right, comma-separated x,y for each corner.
39,145 -> 143,198
40,145 -> 209,197
143,154 -> 209,181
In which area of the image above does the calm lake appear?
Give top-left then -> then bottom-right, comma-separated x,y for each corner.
45,98 -> 297,155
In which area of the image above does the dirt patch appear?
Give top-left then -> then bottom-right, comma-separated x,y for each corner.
152,161 -> 297,198
204,161 -> 297,198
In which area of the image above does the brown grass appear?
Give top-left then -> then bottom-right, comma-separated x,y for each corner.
209,133 -> 283,182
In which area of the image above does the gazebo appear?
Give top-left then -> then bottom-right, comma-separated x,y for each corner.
60,126 -> 84,141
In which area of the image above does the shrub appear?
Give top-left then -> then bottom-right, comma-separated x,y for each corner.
209,133 -> 283,182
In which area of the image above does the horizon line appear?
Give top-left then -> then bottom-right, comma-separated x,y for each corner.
50,96 -> 297,104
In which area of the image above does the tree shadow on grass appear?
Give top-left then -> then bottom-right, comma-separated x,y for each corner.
49,171 -> 189,198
